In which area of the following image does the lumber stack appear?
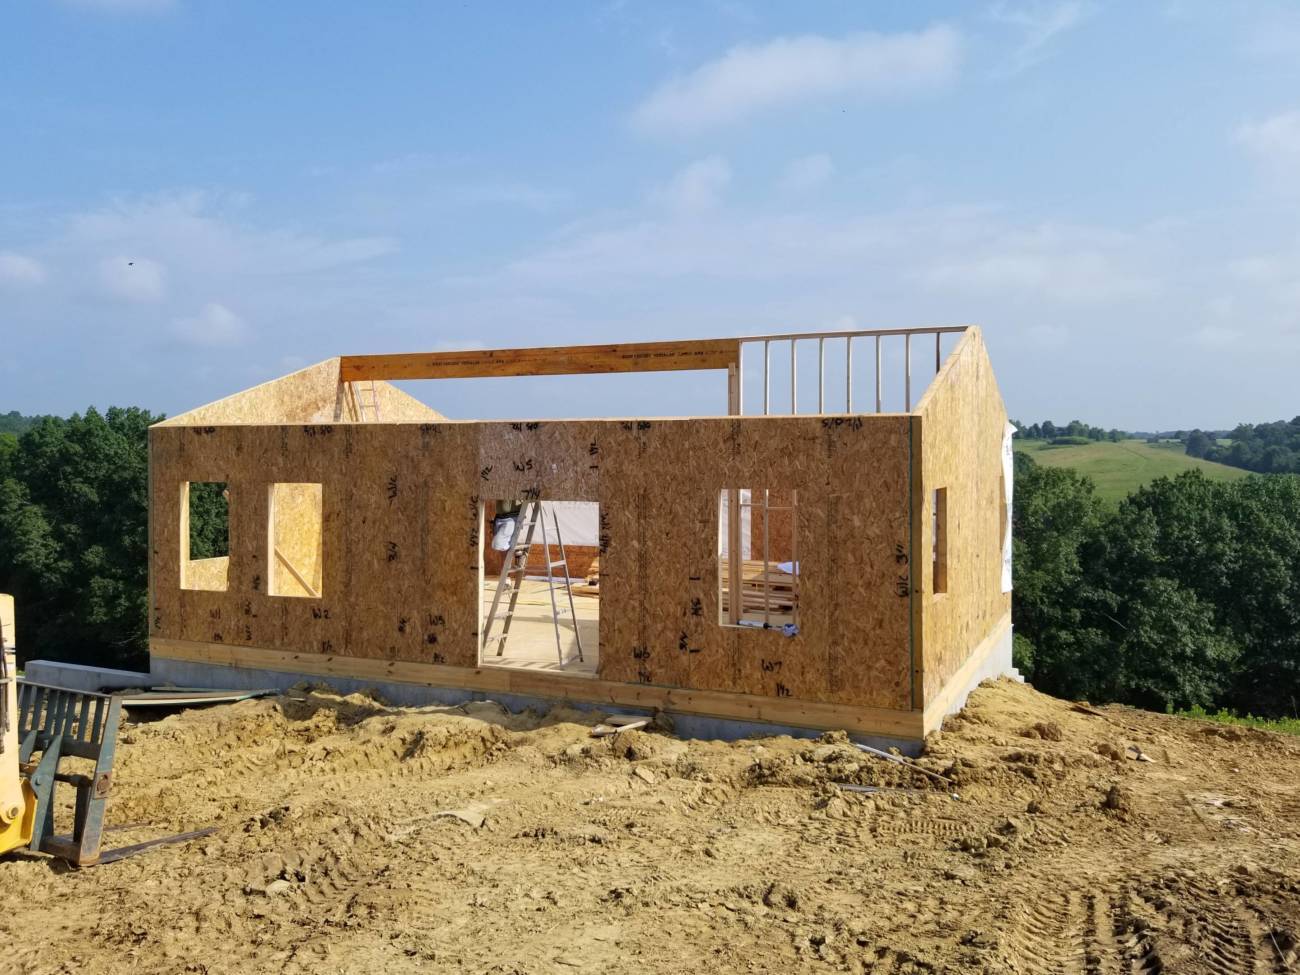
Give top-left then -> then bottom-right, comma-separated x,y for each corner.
719,558 -> 797,619
571,557 -> 600,596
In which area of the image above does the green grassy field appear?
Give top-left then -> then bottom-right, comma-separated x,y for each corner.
1015,438 -> 1250,504
1173,706 -> 1300,737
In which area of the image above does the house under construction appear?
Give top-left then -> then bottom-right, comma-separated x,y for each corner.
147,325 -> 1014,747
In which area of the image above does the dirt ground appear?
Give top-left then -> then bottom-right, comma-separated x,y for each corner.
3,678 -> 1299,975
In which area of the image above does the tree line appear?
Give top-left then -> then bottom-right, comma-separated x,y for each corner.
1012,419 -> 1126,443
1,407 -> 1297,720
1185,417 -> 1300,475
0,410 -> 50,436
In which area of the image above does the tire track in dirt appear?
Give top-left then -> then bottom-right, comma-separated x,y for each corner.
1004,887 -> 1090,974
994,865 -> 1168,975
873,815 -> 979,841
863,946 -> 937,972
1133,874 -> 1274,974
7,679 -> 1300,974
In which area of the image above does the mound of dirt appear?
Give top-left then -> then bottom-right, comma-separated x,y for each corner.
3,678 -> 1299,974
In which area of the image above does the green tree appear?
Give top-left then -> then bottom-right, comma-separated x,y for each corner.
0,408 -> 160,669
1185,429 -> 1211,458
187,481 -> 230,559
1012,461 -> 1267,712
1214,475 -> 1300,715
1010,452 -> 1108,690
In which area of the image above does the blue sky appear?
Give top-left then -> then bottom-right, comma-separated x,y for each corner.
2,1 -> 1299,428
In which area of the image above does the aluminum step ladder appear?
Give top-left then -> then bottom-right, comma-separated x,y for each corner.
481,501 -> 584,668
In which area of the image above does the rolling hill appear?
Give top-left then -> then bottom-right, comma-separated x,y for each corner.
1014,438 -> 1249,504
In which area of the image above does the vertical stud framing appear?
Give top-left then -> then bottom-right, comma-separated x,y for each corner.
875,335 -> 883,414
734,326 -> 960,417
845,337 -> 853,413
762,339 -> 770,416
905,333 -> 912,411
790,340 -> 797,415
817,337 -> 825,414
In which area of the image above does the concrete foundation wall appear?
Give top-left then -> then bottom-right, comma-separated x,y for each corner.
23,659 -> 151,693
149,656 -> 928,754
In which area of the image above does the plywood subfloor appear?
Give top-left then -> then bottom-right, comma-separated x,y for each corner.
480,579 -> 598,676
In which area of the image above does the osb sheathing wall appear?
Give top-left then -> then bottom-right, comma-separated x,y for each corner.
149,414 -> 916,711
912,328 -> 1011,707
156,358 -> 445,427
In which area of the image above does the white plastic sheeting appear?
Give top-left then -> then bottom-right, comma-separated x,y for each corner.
540,501 -> 600,546
491,502 -> 601,549
1002,422 -> 1016,593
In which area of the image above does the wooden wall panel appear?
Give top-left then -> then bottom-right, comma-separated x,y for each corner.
475,420 -> 602,502
589,421 -> 646,686
415,423 -> 479,668
157,359 -> 343,427
149,432 -> 182,645
820,417 -> 915,707
913,328 -> 1012,706
592,415 -> 912,710
150,413 -> 915,712
342,425 -> 421,662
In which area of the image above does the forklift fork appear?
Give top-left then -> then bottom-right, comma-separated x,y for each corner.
17,681 -> 213,866
18,682 -> 123,865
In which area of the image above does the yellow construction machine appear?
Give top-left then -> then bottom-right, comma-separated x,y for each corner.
1,594 -> 213,865
0,593 -> 35,856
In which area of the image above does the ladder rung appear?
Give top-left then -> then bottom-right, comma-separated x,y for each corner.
548,561 -> 567,569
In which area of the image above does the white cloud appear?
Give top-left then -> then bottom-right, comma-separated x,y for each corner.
448,183 -> 570,211
98,255 -> 166,303
631,26 -> 960,136
1229,254 -> 1288,282
1192,325 -> 1241,348
364,156 -> 569,212
651,156 -> 732,215
0,251 -> 47,287
70,193 -> 396,275
499,201 -> 1159,310
779,154 -> 835,192
921,226 -> 1156,302
173,303 -> 248,347
1229,250 -> 1300,305
1234,110 -> 1300,163
988,2 -> 1093,74
923,250 -> 1150,302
